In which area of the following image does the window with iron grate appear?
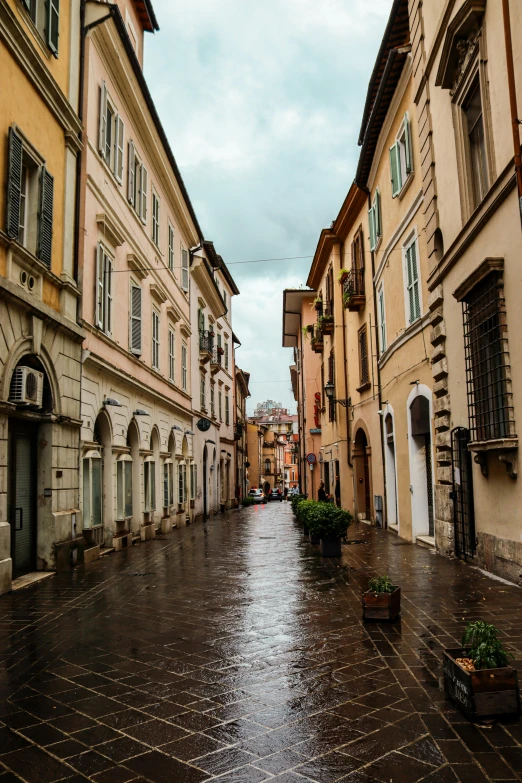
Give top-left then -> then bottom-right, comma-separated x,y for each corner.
358,326 -> 369,388
463,272 -> 514,442
327,351 -> 336,422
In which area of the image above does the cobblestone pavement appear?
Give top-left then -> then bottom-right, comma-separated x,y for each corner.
0,503 -> 522,783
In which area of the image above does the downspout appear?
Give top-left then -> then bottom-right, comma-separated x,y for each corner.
501,0 -> 522,228
340,243 -> 353,470
366,188 -> 388,529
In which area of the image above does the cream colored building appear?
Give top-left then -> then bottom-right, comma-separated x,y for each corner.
408,0 -> 522,581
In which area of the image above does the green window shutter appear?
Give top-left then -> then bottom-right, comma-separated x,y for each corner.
368,206 -> 376,251
6,127 -> 23,239
389,143 -> 401,197
37,167 -> 54,267
21,0 -> 31,9
374,189 -> 381,238
47,0 -> 60,56
127,141 -> 135,204
379,289 -> 386,351
404,112 -> 413,174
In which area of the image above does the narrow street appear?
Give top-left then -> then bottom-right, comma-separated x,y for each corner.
0,504 -> 521,783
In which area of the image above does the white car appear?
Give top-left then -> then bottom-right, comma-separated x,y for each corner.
248,488 -> 265,504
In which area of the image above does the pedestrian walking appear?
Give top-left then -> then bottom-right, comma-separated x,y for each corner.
283,487 -> 288,501
335,475 -> 341,507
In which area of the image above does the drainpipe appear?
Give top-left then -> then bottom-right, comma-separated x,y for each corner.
340,245 -> 352,470
501,0 -> 522,227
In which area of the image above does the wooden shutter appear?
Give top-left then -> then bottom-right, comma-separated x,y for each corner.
130,283 -> 142,354
6,127 -> 23,239
116,116 -> 124,182
98,82 -> 108,155
95,244 -> 104,328
406,242 -> 420,323
127,141 -> 135,204
37,167 -> 54,267
368,206 -> 376,251
359,327 -> 369,384
104,254 -> 113,333
181,248 -> 189,291
379,288 -> 386,351
140,165 -> 148,223
374,190 -> 381,238
404,112 -> 413,174
47,0 -> 60,55
390,143 -> 401,197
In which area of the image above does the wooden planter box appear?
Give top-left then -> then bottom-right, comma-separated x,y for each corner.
443,649 -> 520,720
362,587 -> 401,621
309,531 -> 320,545
320,537 -> 341,557
321,320 -> 334,334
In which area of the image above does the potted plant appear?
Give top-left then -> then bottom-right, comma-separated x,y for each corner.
338,268 -> 350,284
217,346 -> 224,355
343,289 -> 354,307
443,621 -> 520,720
317,314 -> 334,334
307,503 -> 352,556
296,498 -> 316,536
241,497 -> 254,507
312,296 -> 323,313
362,575 -> 400,621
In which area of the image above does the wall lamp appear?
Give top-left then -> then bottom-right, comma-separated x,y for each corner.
324,382 -> 351,408
103,398 -> 122,407
133,409 -> 149,416
185,429 -> 195,435
172,425 -> 183,432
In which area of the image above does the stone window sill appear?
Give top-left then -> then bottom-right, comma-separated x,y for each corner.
468,438 -> 518,479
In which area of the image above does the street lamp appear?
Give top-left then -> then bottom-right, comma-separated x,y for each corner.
324,382 -> 351,408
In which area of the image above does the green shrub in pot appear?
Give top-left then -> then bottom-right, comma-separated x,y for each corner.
307,502 -> 352,540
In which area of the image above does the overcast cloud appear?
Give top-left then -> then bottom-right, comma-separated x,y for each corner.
145,0 -> 392,414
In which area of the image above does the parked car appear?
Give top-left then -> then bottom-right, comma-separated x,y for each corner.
248,488 -> 265,504
268,489 -> 283,502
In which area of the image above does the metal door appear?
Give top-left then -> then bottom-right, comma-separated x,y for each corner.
451,427 -> 476,560
11,429 -> 36,576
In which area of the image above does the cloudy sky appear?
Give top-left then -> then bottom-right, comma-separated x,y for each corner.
145,0 -> 392,415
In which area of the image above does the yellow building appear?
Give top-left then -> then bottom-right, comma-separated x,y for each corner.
0,0 -> 83,591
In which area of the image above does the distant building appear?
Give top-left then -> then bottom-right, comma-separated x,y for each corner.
253,399 -> 289,417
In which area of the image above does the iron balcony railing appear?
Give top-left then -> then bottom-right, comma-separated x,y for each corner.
199,330 -> 214,353
211,349 -> 222,366
343,267 -> 365,298
323,299 -> 334,318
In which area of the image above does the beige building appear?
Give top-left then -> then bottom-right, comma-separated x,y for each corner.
408,0 -> 522,581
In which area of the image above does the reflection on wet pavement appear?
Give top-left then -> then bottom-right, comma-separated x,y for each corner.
0,503 -> 521,782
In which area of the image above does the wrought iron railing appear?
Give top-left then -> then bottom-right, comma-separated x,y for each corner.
199,330 -> 214,353
211,349 -> 222,366
343,268 -> 365,298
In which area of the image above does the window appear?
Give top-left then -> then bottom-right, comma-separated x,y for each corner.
211,385 -> 215,418
82,451 -> 102,528
178,462 -> 187,504
462,272 -> 514,442
116,456 -> 133,519
225,394 -> 230,425
144,458 -> 156,513
389,112 -> 413,197
181,247 -> 189,292
163,460 -> 174,508
200,374 -> 206,410
6,127 -> 53,265
152,190 -> 160,246
96,243 -> 113,335
464,79 -> 489,210
152,309 -> 160,370
128,141 -> 147,223
378,285 -> 386,353
327,351 -> 335,423
21,0 -> 59,55
181,343 -> 187,391
219,390 -> 222,421
190,464 -> 197,500
223,289 -> 227,309
404,237 -> 421,324
98,83 -> 124,182
265,459 -> 271,474
129,282 -> 142,355
224,341 -> 229,370
168,327 -> 175,382
358,325 -> 369,389
368,189 -> 381,252
168,223 -> 175,272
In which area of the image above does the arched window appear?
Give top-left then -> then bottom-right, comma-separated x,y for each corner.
163,458 -> 174,509
264,459 -> 271,474
144,455 -> 156,513
83,450 -> 102,528
117,454 -> 133,519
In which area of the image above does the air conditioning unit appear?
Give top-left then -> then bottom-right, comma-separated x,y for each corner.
10,366 -> 44,407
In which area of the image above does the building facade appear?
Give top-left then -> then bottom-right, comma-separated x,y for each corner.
234,366 -> 250,502
0,0 -> 84,591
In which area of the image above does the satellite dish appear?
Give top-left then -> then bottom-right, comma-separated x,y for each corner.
197,418 -> 211,432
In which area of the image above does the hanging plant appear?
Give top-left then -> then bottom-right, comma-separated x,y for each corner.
338,268 -> 350,283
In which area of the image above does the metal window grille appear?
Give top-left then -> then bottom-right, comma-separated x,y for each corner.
359,326 -> 369,385
463,273 -> 514,442
328,351 -> 335,423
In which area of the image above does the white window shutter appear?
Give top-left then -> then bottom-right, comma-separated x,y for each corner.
379,289 -> 386,351
116,116 -> 124,182
127,141 -> 135,204
410,241 -> 420,320
105,254 -> 113,333
390,143 -> 401,197
374,190 -> 381,238
181,248 -> 189,291
99,82 -> 108,157
140,165 -> 148,223
368,206 -> 376,251
95,244 -> 104,328
404,112 -> 413,174
130,284 -> 142,355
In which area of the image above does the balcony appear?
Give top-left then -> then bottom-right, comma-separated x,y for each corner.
210,348 -> 222,375
343,268 -> 365,311
199,330 -> 214,364
319,300 -> 334,334
311,326 -> 324,353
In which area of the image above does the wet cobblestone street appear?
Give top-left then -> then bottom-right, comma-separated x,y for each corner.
1,503 -> 522,783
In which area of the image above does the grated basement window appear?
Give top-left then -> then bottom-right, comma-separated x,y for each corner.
463,273 -> 514,442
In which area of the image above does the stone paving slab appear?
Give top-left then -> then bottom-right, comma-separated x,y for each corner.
0,503 -> 521,782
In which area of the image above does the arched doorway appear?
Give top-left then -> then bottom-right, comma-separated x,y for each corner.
408,392 -> 434,538
88,409 -> 112,545
127,419 -> 141,535
354,428 -> 372,521
383,411 -> 398,528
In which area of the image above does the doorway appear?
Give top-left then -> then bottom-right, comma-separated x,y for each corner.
451,427 -> 476,559
409,394 -> 434,538
9,422 -> 37,578
384,412 -> 398,527
203,446 -> 208,518
354,428 -> 371,520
